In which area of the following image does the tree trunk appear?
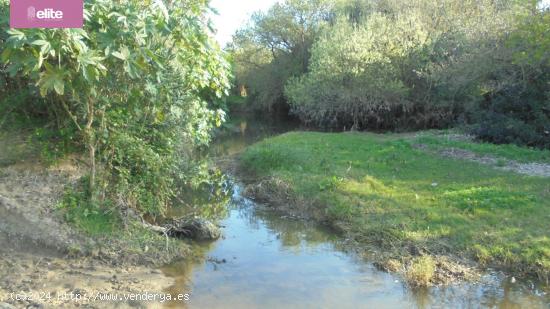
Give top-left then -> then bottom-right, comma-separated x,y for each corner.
88,143 -> 96,197
86,98 -> 96,201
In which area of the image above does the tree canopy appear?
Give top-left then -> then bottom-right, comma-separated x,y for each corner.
231,0 -> 549,148
1,0 -> 231,216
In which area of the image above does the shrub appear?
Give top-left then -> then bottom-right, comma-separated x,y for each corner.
285,14 -> 439,130
405,256 -> 436,287
1,0 -> 231,217
285,0 -> 523,132
471,10 -> 550,149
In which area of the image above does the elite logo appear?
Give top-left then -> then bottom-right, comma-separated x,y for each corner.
28,7 -> 64,21
10,0 -> 83,28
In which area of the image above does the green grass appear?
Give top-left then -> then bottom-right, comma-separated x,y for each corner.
57,181 -> 121,235
241,132 -> 550,279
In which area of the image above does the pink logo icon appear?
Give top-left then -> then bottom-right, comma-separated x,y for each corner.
27,6 -> 35,21
10,0 -> 83,28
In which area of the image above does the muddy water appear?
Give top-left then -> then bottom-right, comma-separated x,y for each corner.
162,117 -> 549,308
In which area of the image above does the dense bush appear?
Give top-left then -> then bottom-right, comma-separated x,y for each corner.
1,0 -> 231,216
232,0 -> 549,148
286,0 -> 523,131
285,14 -> 439,130
472,10 -> 550,148
0,3 -> 49,129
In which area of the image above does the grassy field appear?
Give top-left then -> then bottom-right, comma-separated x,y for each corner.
240,131 -> 550,283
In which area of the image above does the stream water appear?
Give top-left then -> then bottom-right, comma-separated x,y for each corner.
162,117 -> 549,309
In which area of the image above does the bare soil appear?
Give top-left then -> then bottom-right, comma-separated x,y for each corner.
0,251 -> 174,308
0,159 -> 182,308
438,147 -> 550,177
413,144 -> 550,177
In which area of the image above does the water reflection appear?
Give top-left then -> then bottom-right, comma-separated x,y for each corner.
406,275 -> 549,309
167,165 -> 233,221
162,184 -> 549,308
162,185 -> 408,308
161,116 -> 549,308
209,115 -> 300,158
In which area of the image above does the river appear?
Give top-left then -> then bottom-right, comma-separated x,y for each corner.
161,117 -> 549,309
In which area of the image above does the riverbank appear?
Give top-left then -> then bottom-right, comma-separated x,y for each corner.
0,131 -> 189,308
239,131 -> 550,286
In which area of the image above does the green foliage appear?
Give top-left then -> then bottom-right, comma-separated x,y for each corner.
32,126 -> 79,165
57,178 -> 188,263
0,0 -> 50,130
242,132 -> 550,278
286,0 -> 527,131
286,13 -> 436,129
233,0 -> 548,148
318,175 -> 344,192
228,0 -> 333,112
57,178 -> 120,235
471,9 -> 550,148
1,1 -> 231,217
241,139 -> 305,173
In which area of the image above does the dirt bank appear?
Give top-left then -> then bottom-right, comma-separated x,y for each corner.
0,145 -> 188,308
0,251 -> 175,308
0,164 -> 83,254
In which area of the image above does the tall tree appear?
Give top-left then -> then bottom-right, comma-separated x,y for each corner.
229,0 -> 332,113
1,0 -> 231,215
